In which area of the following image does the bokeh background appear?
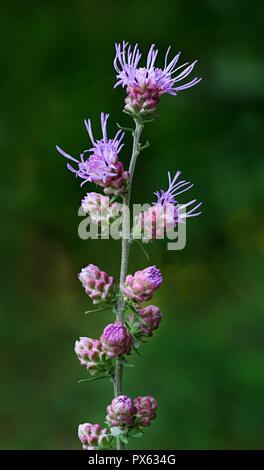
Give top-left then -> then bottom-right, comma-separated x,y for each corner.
1,0 -> 264,450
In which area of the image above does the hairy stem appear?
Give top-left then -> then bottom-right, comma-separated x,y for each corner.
114,118 -> 144,450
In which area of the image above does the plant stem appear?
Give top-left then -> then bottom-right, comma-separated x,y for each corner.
114,117 -> 144,450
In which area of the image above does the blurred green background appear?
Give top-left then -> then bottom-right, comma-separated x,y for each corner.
1,0 -> 264,450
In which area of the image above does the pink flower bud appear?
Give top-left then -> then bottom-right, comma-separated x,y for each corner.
78,423 -> 110,450
128,305 -> 162,337
132,204 -> 175,243
133,396 -> 158,427
125,83 -> 160,114
100,322 -> 132,358
78,264 -> 115,304
74,337 -> 113,376
102,162 -> 130,196
81,192 -> 122,233
106,395 -> 136,427
120,266 -> 163,303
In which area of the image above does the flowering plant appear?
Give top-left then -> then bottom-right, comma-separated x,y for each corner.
56,42 -> 202,450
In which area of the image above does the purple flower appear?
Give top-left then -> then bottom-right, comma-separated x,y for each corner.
114,42 -> 202,114
100,322 -> 132,358
153,171 -> 202,224
56,113 -> 129,194
145,265 -> 163,288
106,395 -> 136,427
121,266 -> 163,303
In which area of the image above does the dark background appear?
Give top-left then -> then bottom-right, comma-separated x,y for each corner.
1,0 -> 264,450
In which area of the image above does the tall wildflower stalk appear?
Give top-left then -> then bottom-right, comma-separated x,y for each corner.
114,118 -> 144,449
57,41 -> 202,450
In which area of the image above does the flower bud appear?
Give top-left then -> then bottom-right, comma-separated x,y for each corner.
74,337 -> 113,376
125,83 -> 160,115
78,423 -> 110,450
106,395 -> 136,427
100,322 -> 131,358
78,264 -> 115,304
127,305 -> 162,337
132,204 -> 175,243
102,162 -> 130,196
81,192 -> 122,234
133,396 -> 158,427
120,266 -> 163,303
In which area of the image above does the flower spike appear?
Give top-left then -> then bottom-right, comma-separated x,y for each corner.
56,40 -> 203,451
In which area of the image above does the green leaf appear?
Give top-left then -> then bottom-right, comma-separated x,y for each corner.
116,122 -> 134,133
130,432 -> 144,439
110,195 -> 118,204
85,306 -> 113,315
126,304 -> 148,326
118,357 -> 135,368
142,117 -> 155,124
130,323 -> 141,335
128,427 -> 144,438
133,343 -> 142,356
119,434 -> 128,444
138,140 -> 150,152
77,374 -> 110,384
110,426 -> 129,444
